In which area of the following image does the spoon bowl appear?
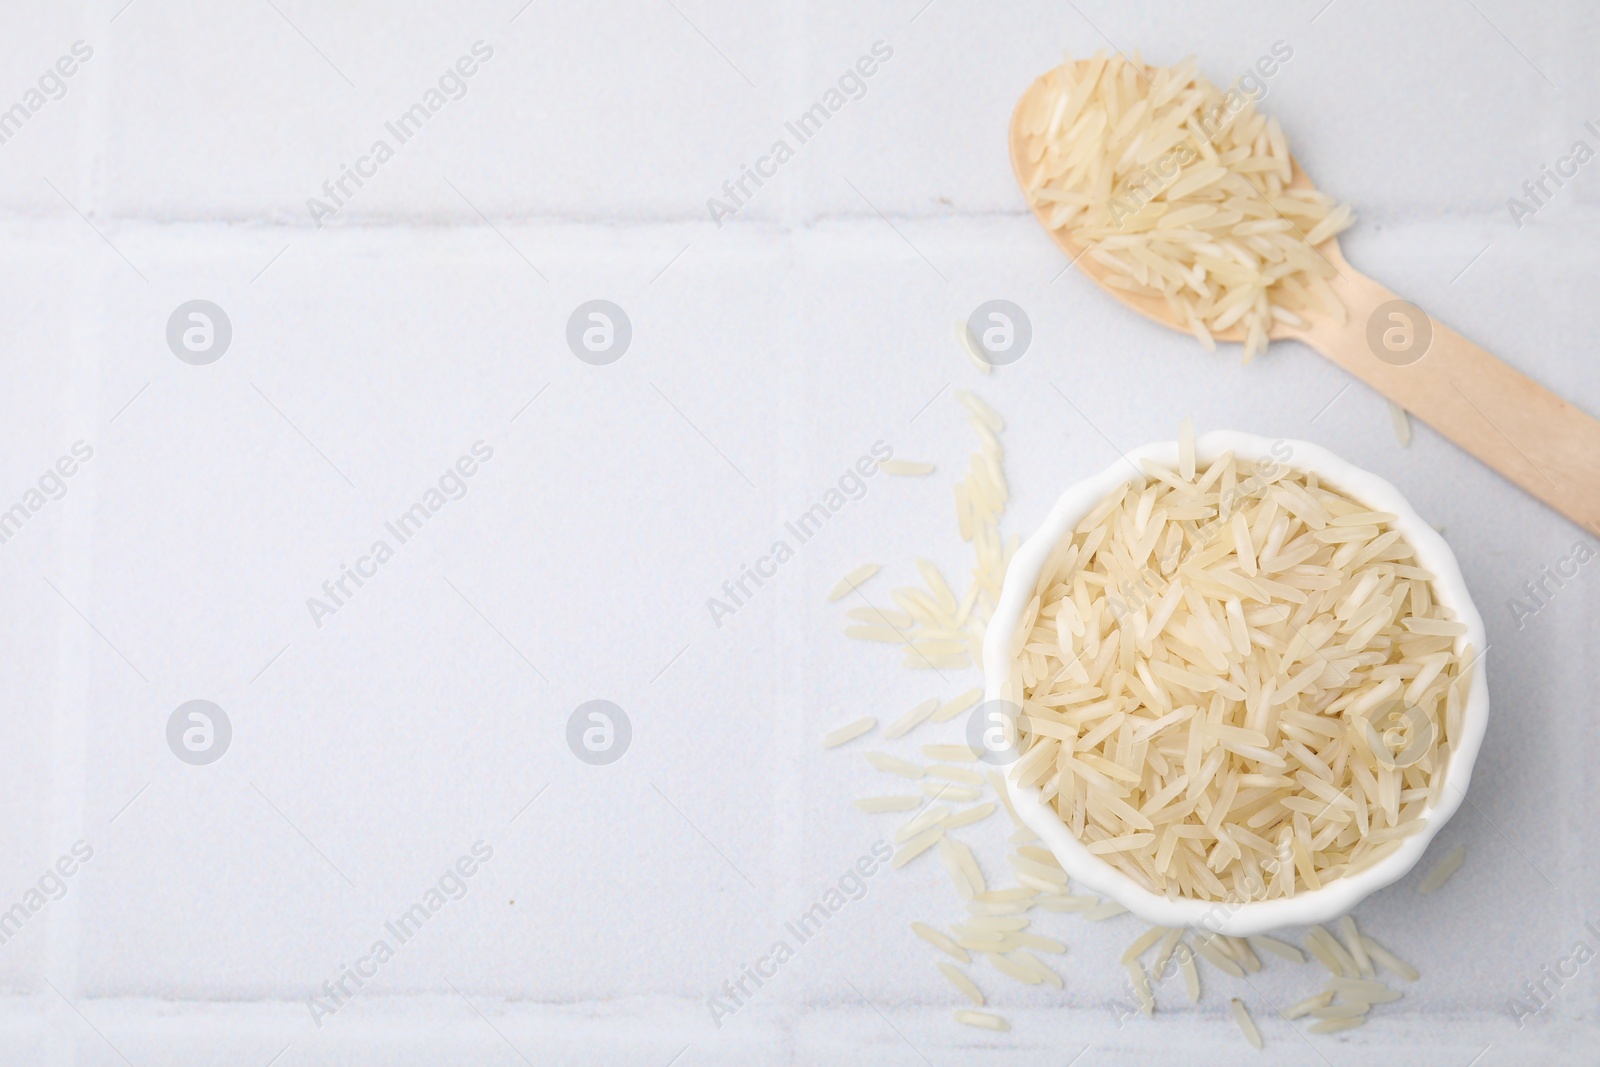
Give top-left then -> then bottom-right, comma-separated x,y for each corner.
1009,64 -> 1600,530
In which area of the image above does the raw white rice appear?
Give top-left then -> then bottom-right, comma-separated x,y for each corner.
939,962 -> 986,1004
940,838 -> 978,899
892,826 -> 945,868
848,605 -> 912,626
845,410 -> 1013,671
1303,933 -> 1343,976
1307,926 -> 1359,978
1308,1015 -> 1367,1034
990,952 -> 1043,986
828,563 -> 881,601
924,778 -> 972,803
1282,990 -> 1334,1019
1324,927 -> 1363,978
1016,53 -> 1356,361
958,932 -> 1008,952
823,717 -> 876,748
1360,933 -> 1419,981
955,321 -> 995,375
896,805 -> 951,842
854,795 -> 921,813
1193,935 -> 1244,978
912,921 -> 970,963
1229,936 -> 1262,973
990,769 -> 1025,827
883,459 -> 936,476
1018,845 -> 1068,873
1122,925 -> 1167,963
1250,935 -> 1304,964
887,698 -> 941,739
1324,980 -> 1401,1005
958,391 -> 1004,430
924,781 -> 982,801
952,839 -> 988,895
866,751 -> 924,779
933,687 -> 985,723
1339,916 -> 1374,977
824,393 -> 1432,1047
1389,400 -> 1412,448
1231,998 -> 1263,1049
1153,928 -> 1184,974
1179,946 -> 1201,1002
1417,843 -> 1465,893
1323,976 -> 1393,998
1033,894 -> 1101,912
1308,1001 -> 1369,1020
976,887 -> 1036,903
1014,949 -> 1063,988
1009,855 -> 1067,885
1007,450 -> 1468,902
1011,931 -> 1065,953
1126,960 -> 1155,1015
942,802 -> 998,829
966,900 -> 1026,918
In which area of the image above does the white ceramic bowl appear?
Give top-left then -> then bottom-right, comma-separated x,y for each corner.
985,432 -> 1489,936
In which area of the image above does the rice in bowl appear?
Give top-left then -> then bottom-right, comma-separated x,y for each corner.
1004,429 -> 1473,903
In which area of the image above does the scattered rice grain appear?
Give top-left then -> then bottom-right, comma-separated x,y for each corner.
939,962 -> 985,1004
912,921 -> 969,963
829,563 -> 881,601
823,717 -> 876,748
1231,998 -> 1263,1050
1417,844 -> 1466,894
854,795 -> 921,813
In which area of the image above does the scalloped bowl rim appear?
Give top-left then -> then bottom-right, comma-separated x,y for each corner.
985,431 -> 1489,936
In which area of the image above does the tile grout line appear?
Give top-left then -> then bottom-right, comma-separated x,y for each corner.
768,9 -> 806,1057
779,0 -> 806,235
43,6 -> 112,1063
5,203 -> 1590,231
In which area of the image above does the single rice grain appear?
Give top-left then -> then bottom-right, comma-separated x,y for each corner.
938,962 -> 985,1004
1389,400 -> 1412,448
887,698 -> 941,739
1417,844 -> 1466,894
912,922 -> 969,963
933,688 -> 984,723
854,795 -> 921,813
892,826 -> 944,868
1282,990 -> 1335,1019
823,717 -> 875,748
883,459 -> 936,476
1250,935 -> 1305,964
1360,933 -> 1419,981
829,563 -> 881,601
1309,1015 -> 1368,1034
866,751 -> 924,779
1231,998 -> 1263,1050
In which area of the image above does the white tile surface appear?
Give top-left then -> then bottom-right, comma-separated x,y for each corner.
0,10 -> 95,214
96,0 -> 790,223
0,0 -> 1597,1063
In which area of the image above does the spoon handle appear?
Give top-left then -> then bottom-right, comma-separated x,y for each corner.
1295,267 -> 1600,531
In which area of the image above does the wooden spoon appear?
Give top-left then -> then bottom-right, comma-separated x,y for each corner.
1010,73 -> 1600,531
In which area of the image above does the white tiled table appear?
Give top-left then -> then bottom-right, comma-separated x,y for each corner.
1,1 -> 1596,1063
